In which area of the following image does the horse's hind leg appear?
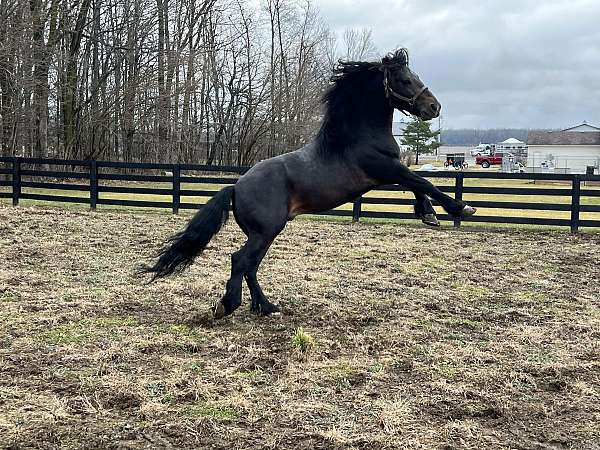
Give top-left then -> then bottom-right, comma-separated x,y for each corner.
244,237 -> 279,315
214,231 -> 283,319
214,164 -> 290,318
214,242 -> 251,319
214,234 -> 272,318
214,186 -> 287,318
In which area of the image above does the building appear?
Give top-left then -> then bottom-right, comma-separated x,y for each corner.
497,137 -> 528,159
527,122 -> 600,174
497,137 -> 527,151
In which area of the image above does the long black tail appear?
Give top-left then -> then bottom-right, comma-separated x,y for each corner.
140,186 -> 235,281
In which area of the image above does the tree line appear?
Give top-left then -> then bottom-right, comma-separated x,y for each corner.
440,129 -> 541,147
0,0 -> 377,165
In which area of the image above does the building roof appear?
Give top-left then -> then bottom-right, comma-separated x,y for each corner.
562,122 -> 600,132
528,130 -> 600,146
500,137 -> 525,144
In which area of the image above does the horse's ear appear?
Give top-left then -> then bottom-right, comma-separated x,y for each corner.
381,52 -> 394,65
382,48 -> 409,66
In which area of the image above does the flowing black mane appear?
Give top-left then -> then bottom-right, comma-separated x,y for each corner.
316,49 -> 410,157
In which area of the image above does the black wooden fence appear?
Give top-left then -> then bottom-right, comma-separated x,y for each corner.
1,156 -> 600,232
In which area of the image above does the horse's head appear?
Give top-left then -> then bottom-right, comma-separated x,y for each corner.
381,49 -> 441,120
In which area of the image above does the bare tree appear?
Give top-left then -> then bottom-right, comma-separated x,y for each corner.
0,0 -> 18,155
342,28 -> 377,61
1,0 -> 336,165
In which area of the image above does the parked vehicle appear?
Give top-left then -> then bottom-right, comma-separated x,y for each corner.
476,151 -> 514,168
470,148 -> 491,156
469,144 -> 494,156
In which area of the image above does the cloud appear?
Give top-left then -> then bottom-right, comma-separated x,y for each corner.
314,0 -> 600,128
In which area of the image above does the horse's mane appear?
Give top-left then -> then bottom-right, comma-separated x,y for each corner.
316,49 -> 409,157
329,49 -> 409,84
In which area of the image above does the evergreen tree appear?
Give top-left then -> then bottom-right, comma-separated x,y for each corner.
401,118 -> 441,165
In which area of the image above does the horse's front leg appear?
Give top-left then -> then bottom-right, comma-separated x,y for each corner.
367,158 -> 476,219
411,191 -> 440,227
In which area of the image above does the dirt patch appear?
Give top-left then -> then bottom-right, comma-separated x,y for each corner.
1,205 -> 599,449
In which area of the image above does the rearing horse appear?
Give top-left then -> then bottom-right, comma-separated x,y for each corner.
142,49 -> 476,319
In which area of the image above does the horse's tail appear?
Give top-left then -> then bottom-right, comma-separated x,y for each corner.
140,186 -> 235,281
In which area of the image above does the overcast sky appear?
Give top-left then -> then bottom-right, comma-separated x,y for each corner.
314,0 -> 600,129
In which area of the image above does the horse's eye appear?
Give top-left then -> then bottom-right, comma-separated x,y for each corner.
402,79 -> 412,85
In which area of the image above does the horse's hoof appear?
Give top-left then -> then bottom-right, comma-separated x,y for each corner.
461,205 -> 477,218
252,301 -> 281,316
213,302 -> 226,320
421,213 -> 440,227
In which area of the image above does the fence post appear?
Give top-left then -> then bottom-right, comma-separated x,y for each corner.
570,175 -> 580,233
12,156 -> 21,206
352,196 -> 362,222
453,173 -> 464,228
89,160 -> 98,210
172,164 -> 181,214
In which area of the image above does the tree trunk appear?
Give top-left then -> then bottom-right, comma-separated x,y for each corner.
62,0 -> 92,158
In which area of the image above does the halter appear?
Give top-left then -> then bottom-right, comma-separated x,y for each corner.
381,65 -> 428,115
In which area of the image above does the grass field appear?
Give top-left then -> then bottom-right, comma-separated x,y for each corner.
1,205 -> 599,449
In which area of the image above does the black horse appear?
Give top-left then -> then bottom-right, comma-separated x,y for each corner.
142,49 -> 476,319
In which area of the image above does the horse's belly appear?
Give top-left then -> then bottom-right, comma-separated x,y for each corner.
288,189 -> 366,219
283,149 -> 377,219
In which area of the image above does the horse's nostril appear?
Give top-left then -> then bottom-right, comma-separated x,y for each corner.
431,103 -> 439,112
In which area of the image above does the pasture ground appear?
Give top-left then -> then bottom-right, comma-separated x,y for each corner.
1,205 -> 599,450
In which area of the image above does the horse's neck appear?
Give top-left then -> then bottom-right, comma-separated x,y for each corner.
354,89 -> 394,136
353,101 -> 396,146
316,77 -> 396,156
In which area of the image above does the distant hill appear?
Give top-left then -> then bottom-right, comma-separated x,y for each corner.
440,129 -> 547,146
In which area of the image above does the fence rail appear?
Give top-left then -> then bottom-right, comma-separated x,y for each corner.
1,156 -> 600,232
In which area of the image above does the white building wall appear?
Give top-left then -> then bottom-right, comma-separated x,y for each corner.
528,145 -> 600,173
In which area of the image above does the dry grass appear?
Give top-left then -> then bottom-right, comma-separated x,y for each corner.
1,204 -> 599,449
